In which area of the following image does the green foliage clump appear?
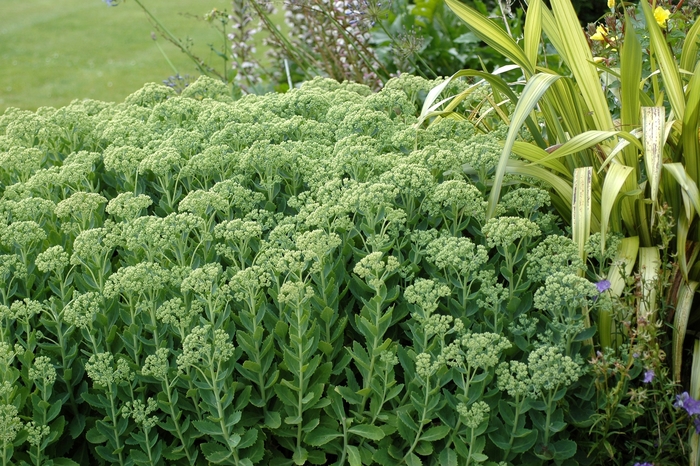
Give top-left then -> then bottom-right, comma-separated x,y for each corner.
0,75 -> 686,466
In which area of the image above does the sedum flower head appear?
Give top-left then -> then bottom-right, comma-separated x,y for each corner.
533,272 -> 597,317
103,145 -> 148,174
425,179 -> 485,221
404,278 -> 451,315
496,360 -> 532,398
227,266 -> 271,303
106,192 -> 152,220
55,192 -> 107,220
424,314 -> 454,339
461,332 -> 512,370
63,291 -> 101,329
353,252 -> 400,290
526,235 -> 584,283
25,421 -> 50,447
85,352 -> 133,387
104,262 -> 168,299
415,352 -> 438,379
0,254 -> 27,281
142,348 -> 170,381
528,346 -> 582,397
10,298 -> 43,321
176,324 -> 235,370
0,404 -> 22,444
70,226 -> 118,266
482,217 -> 541,249
1,220 -> 46,249
178,189 -> 229,218
501,187 -> 551,217
36,245 -> 70,274
122,398 -> 159,430
181,263 -> 223,296
457,401 -> 490,429
278,281 -> 315,307
29,355 -> 56,388
425,235 -> 489,277
138,147 -> 184,177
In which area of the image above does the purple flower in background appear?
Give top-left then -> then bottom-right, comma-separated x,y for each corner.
596,279 -> 611,293
633,463 -> 653,466
694,417 -> 700,434
643,369 -> 655,384
674,392 -> 700,416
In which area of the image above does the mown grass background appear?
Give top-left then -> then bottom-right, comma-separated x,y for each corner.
0,0 -> 233,112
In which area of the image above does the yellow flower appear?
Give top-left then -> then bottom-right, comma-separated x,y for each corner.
654,6 -> 671,28
607,0 -> 615,9
593,57 -> 605,64
590,25 -> 609,41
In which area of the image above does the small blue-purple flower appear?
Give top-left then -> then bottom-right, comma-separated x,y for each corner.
596,279 -> 611,293
674,392 -> 700,416
633,463 -> 653,466
643,369 -> 654,384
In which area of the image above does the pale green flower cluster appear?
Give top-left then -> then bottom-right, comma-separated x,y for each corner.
85,352 -> 133,387
533,272 -> 597,317
424,236 -> 489,276
527,346 -> 582,397
526,235 -> 583,283
181,263 -> 223,296
70,226 -> 119,266
104,262 -> 169,299
10,298 -> 42,321
106,192 -> 153,220
353,252 -> 400,290
178,189 -> 229,218
138,147 -> 184,177
404,278 -> 451,314
496,360 -> 532,398
28,356 -> 56,388
277,281 -> 315,306
210,180 -> 264,215
501,187 -> 551,217
482,217 -> 541,249
141,348 -> 170,381
584,232 -> 623,263
424,314 -> 454,339
0,146 -> 44,182
213,219 -> 263,245
0,254 -> 28,282
25,421 -> 50,447
0,197 -> 55,223
460,332 -> 512,370
36,245 -> 69,274
103,145 -> 147,175
378,162 -> 435,200
1,220 -> 46,249
457,400 -> 490,429
425,179 -> 486,221
227,266 -> 272,303
0,404 -> 22,444
176,325 -> 235,370
156,297 -> 201,329
295,230 -> 342,266
415,352 -> 438,379
55,192 -> 107,220
122,398 -> 159,429
62,291 -> 101,329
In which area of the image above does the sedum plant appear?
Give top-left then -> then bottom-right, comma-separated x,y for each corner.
0,73 -> 692,465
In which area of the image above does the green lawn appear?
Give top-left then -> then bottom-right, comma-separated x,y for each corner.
0,0 -> 232,112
